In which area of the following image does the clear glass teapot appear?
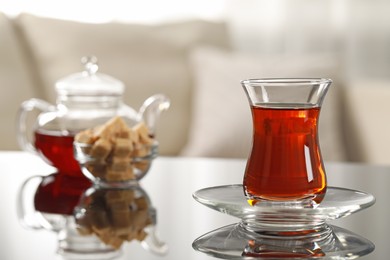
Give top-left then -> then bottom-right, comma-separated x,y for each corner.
16,56 -> 169,258
17,56 -> 170,179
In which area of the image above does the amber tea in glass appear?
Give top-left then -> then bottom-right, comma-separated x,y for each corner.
241,78 -> 332,208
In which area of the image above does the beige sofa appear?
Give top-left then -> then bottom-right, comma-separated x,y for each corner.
1,12 -> 388,165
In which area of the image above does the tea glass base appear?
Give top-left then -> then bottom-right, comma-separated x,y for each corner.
193,185 -> 375,231
192,185 -> 375,259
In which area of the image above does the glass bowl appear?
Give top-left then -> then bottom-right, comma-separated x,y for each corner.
73,141 -> 158,186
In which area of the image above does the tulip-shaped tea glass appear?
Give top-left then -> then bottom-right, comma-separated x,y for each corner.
241,78 -> 332,208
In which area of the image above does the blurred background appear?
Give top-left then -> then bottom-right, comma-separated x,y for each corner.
1,0 -> 389,165
2,0 -> 389,80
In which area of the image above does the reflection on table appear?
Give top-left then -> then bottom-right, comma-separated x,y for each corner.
1,152 -> 389,259
17,164 -> 167,259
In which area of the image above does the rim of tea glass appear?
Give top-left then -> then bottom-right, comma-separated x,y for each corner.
241,77 -> 332,109
240,78 -> 332,85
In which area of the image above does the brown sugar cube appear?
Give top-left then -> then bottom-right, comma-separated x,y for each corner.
145,217 -> 153,226
122,167 -> 135,180
120,171 -> 132,181
108,200 -> 129,211
81,145 -> 93,155
90,138 -> 112,159
110,212 -> 131,228
133,161 -> 151,173
118,128 -> 137,141
135,197 -> 148,210
114,190 -> 136,204
77,225 -> 93,235
136,230 -> 148,241
92,226 -> 112,241
107,236 -> 124,249
89,209 -> 110,229
114,226 -> 133,237
129,129 -> 140,144
75,129 -> 94,144
117,129 -> 130,139
93,227 -> 123,248
133,122 -> 153,145
133,145 -> 150,157
132,210 -> 149,227
111,190 -> 136,205
93,116 -> 128,140
106,170 -> 125,181
105,190 -> 131,204
76,208 -> 95,234
108,201 -> 130,226
116,127 -> 139,144
116,227 -> 146,243
91,125 -> 107,140
113,138 -> 133,157
121,190 -> 136,202
87,163 -> 107,178
110,213 -> 131,228
109,157 -> 131,171
122,230 -> 137,242
75,211 -> 92,229
104,191 -> 123,203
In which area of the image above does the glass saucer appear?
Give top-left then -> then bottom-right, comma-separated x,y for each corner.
193,185 -> 375,235
193,224 -> 375,260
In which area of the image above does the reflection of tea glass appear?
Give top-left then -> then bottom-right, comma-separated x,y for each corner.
241,78 -> 332,208
242,233 -> 328,258
243,240 -> 326,258
193,222 -> 375,259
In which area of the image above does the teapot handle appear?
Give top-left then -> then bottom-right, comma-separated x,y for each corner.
139,94 -> 170,136
17,175 -> 54,230
17,98 -> 56,154
141,224 -> 169,256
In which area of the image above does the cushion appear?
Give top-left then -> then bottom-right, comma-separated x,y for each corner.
0,12 -> 40,150
15,14 -> 230,155
343,80 -> 390,165
181,47 -> 347,162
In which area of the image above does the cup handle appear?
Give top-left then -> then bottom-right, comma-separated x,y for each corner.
17,175 -> 53,230
138,94 -> 170,136
16,98 -> 55,153
141,225 -> 169,256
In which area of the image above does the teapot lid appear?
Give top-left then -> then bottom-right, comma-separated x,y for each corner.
55,56 -> 124,96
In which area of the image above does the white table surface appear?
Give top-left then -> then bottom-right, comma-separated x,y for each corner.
0,151 -> 389,260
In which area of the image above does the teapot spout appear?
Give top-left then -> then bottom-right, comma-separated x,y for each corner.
139,94 -> 170,136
